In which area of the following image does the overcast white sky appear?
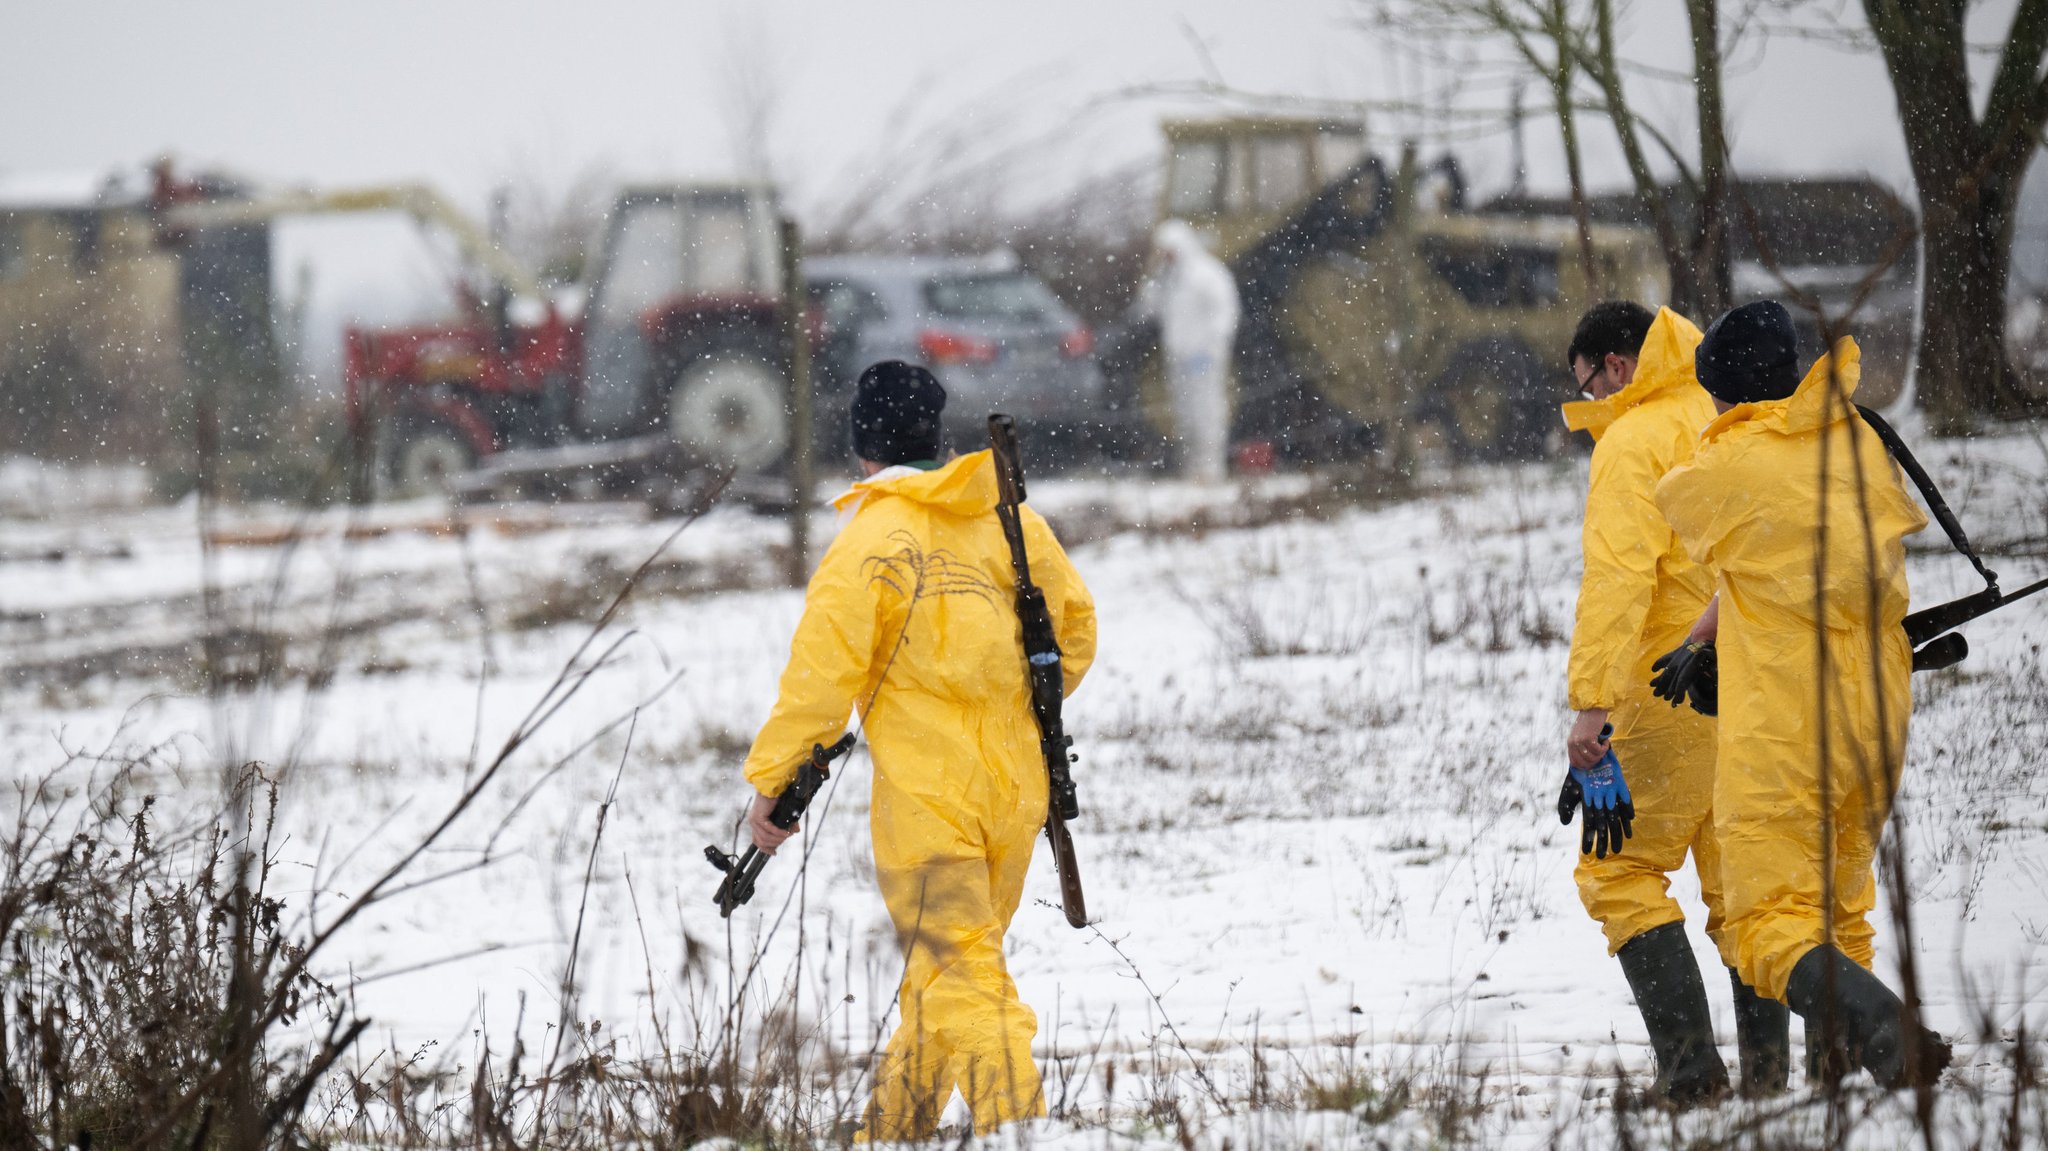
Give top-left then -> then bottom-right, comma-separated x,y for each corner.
5,0 -> 2023,213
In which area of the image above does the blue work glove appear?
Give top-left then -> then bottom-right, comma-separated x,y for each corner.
1556,724 -> 1635,859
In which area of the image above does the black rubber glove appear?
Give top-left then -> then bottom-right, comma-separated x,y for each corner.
1558,769 -> 1583,826
1687,646 -> 1718,716
1650,640 -> 1717,717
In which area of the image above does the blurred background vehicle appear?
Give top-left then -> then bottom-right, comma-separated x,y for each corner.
340,182 -> 795,498
0,164 -> 807,503
1113,114 -> 1667,468
805,252 -> 1107,466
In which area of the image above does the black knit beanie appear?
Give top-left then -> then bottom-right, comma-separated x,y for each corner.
1696,301 -> 1801,404
850,360 -> 946,464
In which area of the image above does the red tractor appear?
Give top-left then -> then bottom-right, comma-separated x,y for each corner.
342,183 -> 796,497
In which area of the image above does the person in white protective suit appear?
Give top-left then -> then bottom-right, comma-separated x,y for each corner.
1136,220 -> 1241,481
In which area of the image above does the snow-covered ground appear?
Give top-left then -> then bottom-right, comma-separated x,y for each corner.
4,425 -> 2046,1149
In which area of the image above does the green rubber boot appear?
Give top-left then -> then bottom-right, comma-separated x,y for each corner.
1617,923 -> 1731,1107
1804,1012 -> 1852,1091
1728,968 -> 1791,1096
1783,945 -> 1951,1091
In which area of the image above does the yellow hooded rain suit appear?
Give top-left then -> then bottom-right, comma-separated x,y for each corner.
1654,339 -> 1926,1000
740,451 -> 1097,1138
1560,307 -> 1725,953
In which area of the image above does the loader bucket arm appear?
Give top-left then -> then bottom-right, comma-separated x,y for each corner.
162,184 -> 544,303
1226,154 -> 1394,452
1229,154 -> 1394,323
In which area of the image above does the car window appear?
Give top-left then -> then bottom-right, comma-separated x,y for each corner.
923,272 -> 1061,324
809,279 -> 887,329
591,200 -> 683,322
1316,128 -> 1366,184
683,192 -> 756,293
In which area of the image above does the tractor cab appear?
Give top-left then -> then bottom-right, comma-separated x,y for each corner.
574,184 -> 788,471
1161,116 -> 1370,263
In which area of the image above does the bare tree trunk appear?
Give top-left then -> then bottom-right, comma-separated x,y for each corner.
1917,177 -> 2024,428
1543,0 -> 1602,292
1588,0 -> 1698,313
1686,0 -> 1732,319
1864,0 -> 2048,431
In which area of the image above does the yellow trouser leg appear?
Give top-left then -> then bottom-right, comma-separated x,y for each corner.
956,808 -> 1042,1134
1826,738 -> 1887,972
863,991 -> 955,1140
1713,628 -> 1907,999
867,775 -> 1044,1137
1574,699 -> 1720,953
1689,790 -> 1729,948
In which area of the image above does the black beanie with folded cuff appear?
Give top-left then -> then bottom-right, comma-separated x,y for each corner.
851,360 -> 947,465
1696,300 -> 1802,405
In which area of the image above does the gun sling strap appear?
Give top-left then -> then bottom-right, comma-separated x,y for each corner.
1854,404 -> 1998,591
1854,405 -> 2048,662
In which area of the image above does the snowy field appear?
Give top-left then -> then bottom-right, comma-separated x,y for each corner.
3,423 -> 2047,1149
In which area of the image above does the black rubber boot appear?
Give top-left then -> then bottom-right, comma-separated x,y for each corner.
1617,923 -> 1731,1107
1728,968 -> 1791,1096
1804,1012 -> 1852,1091
1783,945 -> 1952,1091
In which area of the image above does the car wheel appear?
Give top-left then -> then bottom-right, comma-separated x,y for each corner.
668,355 -> 790,474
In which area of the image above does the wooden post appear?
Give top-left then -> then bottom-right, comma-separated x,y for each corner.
781,217 -> 813,587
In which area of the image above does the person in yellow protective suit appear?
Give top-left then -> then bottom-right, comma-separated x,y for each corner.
1559,301 -> 1789,1103
1656,301 -> 1949,1091
739,360 -> 1097,1138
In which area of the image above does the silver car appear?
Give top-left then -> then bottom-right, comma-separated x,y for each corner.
805,252 -> 1106,462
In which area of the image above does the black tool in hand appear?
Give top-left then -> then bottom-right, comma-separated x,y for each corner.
705,733 -> 858,917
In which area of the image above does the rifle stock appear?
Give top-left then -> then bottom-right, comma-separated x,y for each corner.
988,414 -> 1089,929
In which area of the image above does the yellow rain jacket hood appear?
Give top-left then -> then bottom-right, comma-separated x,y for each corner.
1662,339 -> 1926,635
1655,338 -> 1927,999
1564,307 -> 1719,713
1561,308 -> 1728,954
741,449 -> 1097,1137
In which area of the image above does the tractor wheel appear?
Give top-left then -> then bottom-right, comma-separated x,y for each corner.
667,355 -> 790,474
381,415 -> 476,498
1431,340 -> 1557,463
